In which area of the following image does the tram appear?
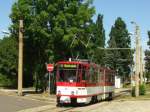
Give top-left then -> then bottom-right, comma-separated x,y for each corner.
56,59 -> 115,105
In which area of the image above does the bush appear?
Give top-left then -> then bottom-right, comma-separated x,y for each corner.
139,84 -> 146,95
131,84 -> 146,97
0,74 -> 12,87
131,86 -> 135,97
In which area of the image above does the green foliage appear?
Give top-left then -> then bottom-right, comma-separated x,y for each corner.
9,0 -> 95,91
145,31 -> 150,81
131,84 -> 146,97
131,86 -> 135,97
93,14 -> 105,65
0,74 -> 12,87
139,84 -> 146,95
0,37 -> 18,87
106,17 -> 132,80
0,37 -> 18,71
145,72 -> 150,82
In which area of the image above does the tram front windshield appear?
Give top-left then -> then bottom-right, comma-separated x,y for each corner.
58,64 -> 77,82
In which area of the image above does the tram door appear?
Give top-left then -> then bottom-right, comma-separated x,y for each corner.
77,65 -> 86,96
102,69 -> 106,99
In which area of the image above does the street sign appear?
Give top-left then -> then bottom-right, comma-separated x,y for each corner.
47,64 -> 54,72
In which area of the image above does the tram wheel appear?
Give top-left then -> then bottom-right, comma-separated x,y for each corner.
108,92 -> 113,101
56,97 -> 62,107
91,96 -> 98,104
71,98 -> 77,106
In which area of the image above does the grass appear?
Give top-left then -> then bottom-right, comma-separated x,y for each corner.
115,83 -> 150,101
146,83 -> 150,91
115,93 -> 150,100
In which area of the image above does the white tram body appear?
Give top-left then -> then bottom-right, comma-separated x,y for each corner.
56,60 -> 115,104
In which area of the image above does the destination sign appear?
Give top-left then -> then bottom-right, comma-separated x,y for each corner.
63,64 -> 77,68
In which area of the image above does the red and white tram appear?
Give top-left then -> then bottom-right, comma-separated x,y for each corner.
56,59 -> 115,105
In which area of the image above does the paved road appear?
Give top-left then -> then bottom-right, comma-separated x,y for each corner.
67,100 -> 150,112
1,88 -> 149,112
0,94 -> 49,112
19,100 -> 150,112
16,88 -> 132,112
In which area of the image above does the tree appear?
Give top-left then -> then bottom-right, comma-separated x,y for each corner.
145,31 -> 150,82
0,36 -> 18,87
9,0 -> 95,91
50,0 -> 95,60
106,17 -> 132,82
92,14 -> 105,65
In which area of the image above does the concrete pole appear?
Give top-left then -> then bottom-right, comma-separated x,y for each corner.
140,46 -> 143,84
143,63 -> 145,82
18,20 -> 23,96
135,25 -> 140,97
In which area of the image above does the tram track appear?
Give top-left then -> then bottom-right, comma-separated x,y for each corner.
40,106 -> 77,112
114,88 -> 131,98
18,88 -> 131,112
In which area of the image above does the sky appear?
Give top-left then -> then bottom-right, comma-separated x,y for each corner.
93,0 -> 150,51
0,0 -> 15,38
0,0 -> 150,51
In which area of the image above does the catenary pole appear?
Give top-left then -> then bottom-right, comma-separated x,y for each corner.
18,19 -> 23,96
140,46 -> 143,84
135,24 -> 140,97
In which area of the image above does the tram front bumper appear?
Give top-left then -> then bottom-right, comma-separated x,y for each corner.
60,96 -> 71,103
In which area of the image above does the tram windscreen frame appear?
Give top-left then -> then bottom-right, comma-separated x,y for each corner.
57,64 -> 78,82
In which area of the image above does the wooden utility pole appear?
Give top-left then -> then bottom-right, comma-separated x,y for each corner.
18,19 -> 23,96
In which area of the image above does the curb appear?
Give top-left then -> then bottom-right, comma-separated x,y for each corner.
0,89 -> 56,103
114,98 -> 150,102
24,94 -> 56,102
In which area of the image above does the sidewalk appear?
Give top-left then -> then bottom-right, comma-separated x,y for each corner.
0,88 -> 56,103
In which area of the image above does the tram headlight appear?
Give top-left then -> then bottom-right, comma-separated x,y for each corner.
71,91 -> 74,95
58,90 -> 61,95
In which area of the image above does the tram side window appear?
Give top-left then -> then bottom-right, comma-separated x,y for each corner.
98,70 -> 102,83
111,72 -> 115,83
109,73 -> 112,82
82,67 -> 86,80
89,67 -> 94,83
106,72 -> 113,83
105,73 -> 110,83
95,69 -> 98,83
77,65 -> 81,82
100,70 -> 104,82
89,67 -> 98,83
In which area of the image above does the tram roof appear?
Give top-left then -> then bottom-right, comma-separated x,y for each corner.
57,61 -> 90,65
57,61 -> 115,72
57,61 -> 101,67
